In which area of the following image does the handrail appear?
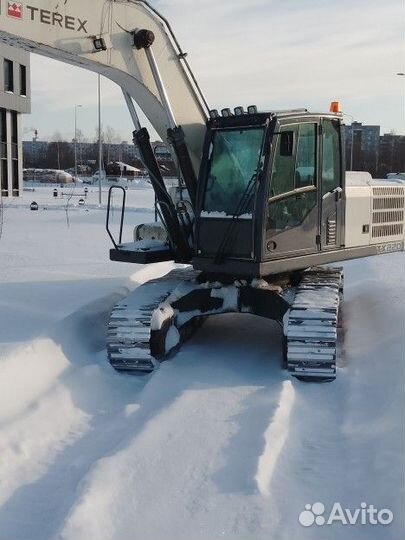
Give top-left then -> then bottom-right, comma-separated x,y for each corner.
268,185 -> 317,204
106,185 -> 127,249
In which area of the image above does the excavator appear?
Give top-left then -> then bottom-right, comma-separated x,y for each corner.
1,0 -> 404,381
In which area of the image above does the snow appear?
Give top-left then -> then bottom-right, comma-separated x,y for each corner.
211,284 -> 239,310
150,303 -> 175,330
251,278 -> 283,293
165,325 -> 181,351
0,185 -> 404,540
255,381 -> 295,497
114,162 -> 142,173
386,173 -> 405,182
119,239 -> 169,252
200,210 -> 252,219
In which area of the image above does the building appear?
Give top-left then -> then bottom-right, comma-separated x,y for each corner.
23,140 -> 146,170
23,139 -> 48,168
100,141 -> 141,163
343,122 -> 405,178
344,122 -> 380,175
378,134 -> 405,178
0,44 -> 30,197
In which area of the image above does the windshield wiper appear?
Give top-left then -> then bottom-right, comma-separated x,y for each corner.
214,172 -> 257,265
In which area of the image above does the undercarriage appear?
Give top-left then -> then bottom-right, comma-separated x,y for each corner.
107,266 -> 343,382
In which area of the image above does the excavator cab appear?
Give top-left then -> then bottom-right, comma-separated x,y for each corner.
193,109 -> 345,278
108,108 -> 345,279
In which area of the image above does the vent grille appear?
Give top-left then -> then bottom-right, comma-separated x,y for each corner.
373,197 -> 404,210
373,187 -> 404,197
371,185 -> 405,240
326,217 -> 337,245
372,224 -> 404,238
372,210 -> 404,224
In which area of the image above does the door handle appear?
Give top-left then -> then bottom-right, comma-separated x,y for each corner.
322,187 -> 342,201
333,187 -> 343,201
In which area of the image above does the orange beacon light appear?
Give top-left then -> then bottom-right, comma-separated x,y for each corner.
330,101 -> 341,113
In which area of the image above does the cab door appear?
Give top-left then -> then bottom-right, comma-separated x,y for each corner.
320,119 -> 344,250
265,121 -> 320,259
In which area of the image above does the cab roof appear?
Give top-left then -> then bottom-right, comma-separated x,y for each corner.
208,109 -> 342,129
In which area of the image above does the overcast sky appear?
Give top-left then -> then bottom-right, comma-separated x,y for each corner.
23,0 -> 405,142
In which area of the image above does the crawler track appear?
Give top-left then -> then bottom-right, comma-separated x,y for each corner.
107,269 -> 197,373
108,265 -> 344,382
284,267 -> 343,381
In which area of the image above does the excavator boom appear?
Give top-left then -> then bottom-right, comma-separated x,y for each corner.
0,0 -> 209,169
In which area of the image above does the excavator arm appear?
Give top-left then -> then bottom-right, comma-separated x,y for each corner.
0,0 -> 208,169
0,0 -> 210,260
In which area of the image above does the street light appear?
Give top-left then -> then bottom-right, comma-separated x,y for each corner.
397,73 -> 405,117
397,73 -> 405,172
74,104 -> 82,182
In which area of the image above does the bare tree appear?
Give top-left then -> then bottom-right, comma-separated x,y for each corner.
103,126 -> 122,162
75,128 -> 89,144
94,124 -> 105,144
51,131 -> 64,169
106,126 -> 121,143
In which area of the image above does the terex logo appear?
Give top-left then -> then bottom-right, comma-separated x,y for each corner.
8,2 -> 23,19
26,5 -> 88,33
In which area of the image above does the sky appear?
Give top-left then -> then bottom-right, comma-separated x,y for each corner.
23,0 -> 405,142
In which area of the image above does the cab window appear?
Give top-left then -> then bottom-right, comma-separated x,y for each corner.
322,120 -> 341,196
268,123 -> 317,231
202,128 -> 264,216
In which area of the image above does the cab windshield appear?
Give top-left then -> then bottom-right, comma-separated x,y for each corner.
202,128 -> 264,217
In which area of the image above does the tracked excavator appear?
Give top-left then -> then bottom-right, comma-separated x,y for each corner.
1,1 -> 404,381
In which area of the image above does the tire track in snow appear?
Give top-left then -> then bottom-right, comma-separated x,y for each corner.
0,352 -> 149,540
0,380 -> 90,509
0,262 -> 182,540
255,380 -> 295,497
56,315 -> 288,540
0,290 -> 160,539
3,251 -> 403,540
0,364 -> 148,540
262,255 -> 405,540
0,339 -> 70,427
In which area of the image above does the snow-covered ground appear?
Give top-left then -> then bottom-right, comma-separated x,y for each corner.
0,185 -> 404,540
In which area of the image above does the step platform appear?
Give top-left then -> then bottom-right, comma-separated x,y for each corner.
110,242 -> 175,264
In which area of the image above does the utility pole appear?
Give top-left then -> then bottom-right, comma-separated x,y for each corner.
98,74 -> 103,206
395,73 -> 405,173
74,104 -> 82,182
397,73 -> 405,133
